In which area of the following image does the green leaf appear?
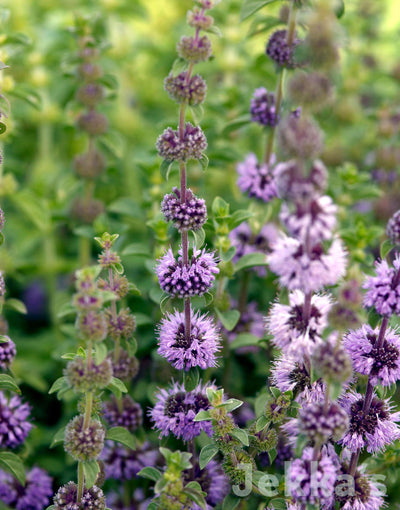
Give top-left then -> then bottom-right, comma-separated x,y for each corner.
12,190 -> 50,231
212,196 -> 230,217
48,376 -> 68,394
231,428 -> 249,446
50,426 -> 65,448
380,239 -> 393,260
138,466 -> 162,482
106,426 -> 135,449
218,398 -> 243,412
205,24 -> 223,37
222,493 -> 240,510
215,308 -> 240,331
204,292 -> 214,306
0,451 -> 25,485
270,387 -> 281,398
221,114 -> 251,135
160,159 -> 175,181
108,197 -> 141,218
9,84 -> 42,110
199,444 -> 219,469
268,448 -> 277,464
240,0 -> 282,21
229,209 -> 254,229
247,15 -> 282,38
190,104 -> 204,124
192,228 -> 206,249
234,252 -> 268,272
194,410 -> 212,422
229,333 -> 260,350
199,154 -> 209,172
0,335 -> 9,344
171,57 -> 188,76
94,343 -> 108,365
122,243 -> 151,257
184,367 -> 200,392
220,246 -> 236,262
4,298 -> 27,314
0,374 -> 20,394
82,460 -> 99,489
335,0 -> 345,18
256,415 -> 270,433
184,486 -> 207,509
270,498 -> 288,509
160,294 -> 172,314
107,377 -> 128,398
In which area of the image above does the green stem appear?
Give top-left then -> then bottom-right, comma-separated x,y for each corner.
77,462 -> 84,502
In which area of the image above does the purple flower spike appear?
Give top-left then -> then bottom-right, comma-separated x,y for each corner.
0,467 -> 53,510
156,246 -> 219,298
343,324 -> 400,386
0,391 -> 32,448
250,87 -> 279,127
268,236 -> 347,293
267,290 -> 332,357
150,381 -> 214,441
337,466 -> 385,510
158,308 -> 221,371
339,391 -> 400,453
363,255 -> 400,317
236,153 -> 277,202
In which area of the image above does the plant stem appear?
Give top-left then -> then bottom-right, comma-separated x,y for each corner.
77,461 -> 84,502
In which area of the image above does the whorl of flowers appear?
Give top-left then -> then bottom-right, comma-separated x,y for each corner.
0,467 -> 53,510
363,255 -> 400,317
236,153 -> 277,202
0,392 -> 32,448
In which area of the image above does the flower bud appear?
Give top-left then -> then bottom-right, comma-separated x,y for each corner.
64,415 -> 105,462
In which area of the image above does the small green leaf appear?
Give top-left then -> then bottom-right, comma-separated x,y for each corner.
122,243 -> 151,257
199,154 -> 209,171
0,335 -> 9,344
205,24 -> 223,37
184,486 -> 207,509
106,426 -> 135,449
199,444 -> 219,469
184,367 -> 200,392
212,196 -> 230,217
240,0 -> 282,22
94,343 -> 108,365
270,387 -> 281,398
247,15 -> 282,38
160,294 -> 172,314
0,451 -> 25,485
221,114 -> 251,135
192,228 -> 206,249
231,428 -> 249,446
222,493 -> 240,510
194,410 -> 212,422
234,252 -> 268,272
204,292 -> 214,306
50,426 -> 65,448
215,309 -> 240,331
82,460 -> 99,489
4,298 -> 27,314
138,466 -> 162,482
220,246 -> 236,262
48,376 -> 69,396
0,374 -> 20,394
268,448 -> 277,464
218,398 -> 243,412
171,57 -> 188,76
61,352 -> 77,360
256,415 -> 270,433
270,498 -> 288,509
107,377 -> 128,398
335,0 -> 345,18
380,239 -> 393,260
190,104 -> 204,124
229,209 -> 254,229
229,333 -> 260,350
160,159 -> 175,181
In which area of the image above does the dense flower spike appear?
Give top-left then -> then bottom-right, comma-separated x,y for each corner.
183,460 -> 230,509
280,195 -> 337,243
54,481 -> 106,510
64,357 -> 113,392
156,122 -> 207,161
73,150 -> 106,180
158,308 -> 221,370
101,440 -> 159,481
161,187 -> 207,232
363,256 -> 400,316
277,115 -> 324,160
312,339 -> 353,384
0,336 -> 16,369
288,446 -> 338,506
268,236 -> 347,293
177,35 -> 212,63
274,159 -> 328,202
156,246 -> 219,298
386,209 -> 400,244
0,392 -> 32,448
164,72 -> 207,105
250,87 -> 279,127
343,324 -> 400,386
298,401 -> 349,443
339,391 -> 400,453
110,348 -> 139,381
64,415 -> 105,462
267,290 -> 332,357
150,381 -> 214,441
236,153 -> 277,202
105,307 -> 136,339
103,395 -> 143,432
0,467 -> 53,510
266,29 -> 300,68
335,467 -> 385,510
288,71 -> 333,110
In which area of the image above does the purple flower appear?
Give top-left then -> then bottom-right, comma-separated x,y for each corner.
343,324 -> 400,386
280,195 -> 337,243
338,391 -> 400,453
157,308 -> 221,371
103,395 -> 143,432
268,236 -> 347,293
250,87 -> 279,127
236,153 -> 277,202
266,290 -> 332,357
53,481 -> 105,509
336,466 -> 385,510
157,122 -> 207,162
164,72 -> 207,106
156,246 -> 219,298
298,401 -> 349,443
100,440 -> 159,481
363,256 -> 400,317
0,466 -> 53,510
161,187 -> 207,232
274,159 -> 328,202
0,336 -> 16,369
150,381 -> 214,441
183,460 -> 230,509
0,392 -> 32,448
386,209 -> 400,244
288,445 -> 338,507
266,29 -> 300,68
229,222 -> 278,276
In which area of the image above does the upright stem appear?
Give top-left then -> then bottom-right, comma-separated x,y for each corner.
77,462 -> 84,502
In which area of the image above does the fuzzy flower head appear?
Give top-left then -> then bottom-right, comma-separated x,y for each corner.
274,159 -> 328,202
250,87 -> 279,127
343,324 -> 400,386
288,446 -> 338,507
161,187 -> 207,232
280,195 -> 337,243
157,308 -> 221,371
236,153 -> 277,202
266,29 -> 300,68
363,255 -> 400,317
103,395 -> 143,432
156,246 -> 219,298
0,467 -> 53,510
64,415 -> 105,462
150,381 -> 214,441
0,392 -> 32,448
278,114 -> 324,160
0,336 -> 16,369
267,290 -> 332,357
298,401 -> 349,444
110,348 -> 139,382
386,209 -> 400,244
339,391 -> 400,453
336,466 -> 385,510
164,72 -> 207,106
268,236 -> 347,293
54,481 -> 106,510
156,122 -> 207,162
177,35 -> 212,63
